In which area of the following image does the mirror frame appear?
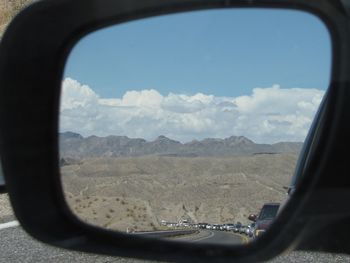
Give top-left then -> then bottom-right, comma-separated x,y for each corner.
0,182 -> 6,194
0,161 -> 6,193
0,0 -> 350,262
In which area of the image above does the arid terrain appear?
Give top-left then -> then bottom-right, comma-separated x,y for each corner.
0,194 -> 13,223
61,153 -> 298,232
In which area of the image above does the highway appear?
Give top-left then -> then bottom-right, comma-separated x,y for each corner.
0,220 -> 349,262
172,230 -> 247,245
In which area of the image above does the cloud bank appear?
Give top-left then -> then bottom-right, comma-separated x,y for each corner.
60,78 -> 325,143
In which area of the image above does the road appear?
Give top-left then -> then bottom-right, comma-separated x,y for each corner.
172,230 -> 247,245
0,222 -> 135,263
0,221 -> 349,263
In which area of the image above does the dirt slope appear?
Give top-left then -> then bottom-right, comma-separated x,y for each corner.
62,154 -> 297,232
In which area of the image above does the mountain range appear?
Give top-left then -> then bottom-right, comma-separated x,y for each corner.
59,132 -> 303,159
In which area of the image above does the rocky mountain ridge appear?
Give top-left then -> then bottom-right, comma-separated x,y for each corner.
60,132 -> 303,158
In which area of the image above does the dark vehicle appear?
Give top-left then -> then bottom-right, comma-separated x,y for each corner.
234,222 -> 242,233
249,203 -> 280,238
212,224 -> 221,230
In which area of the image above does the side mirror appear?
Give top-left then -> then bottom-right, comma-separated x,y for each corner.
248,214 -> 257,222
1,0 -> 350,262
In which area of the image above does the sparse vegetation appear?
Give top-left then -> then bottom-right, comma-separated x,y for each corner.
62,155 -> 296,232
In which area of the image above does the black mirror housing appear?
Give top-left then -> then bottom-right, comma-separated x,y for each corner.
1,0 -> 350,262
0,166 -> 6,194
0,185 -> 6,194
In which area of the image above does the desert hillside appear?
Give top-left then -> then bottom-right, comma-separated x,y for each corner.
61,154 -> 297,232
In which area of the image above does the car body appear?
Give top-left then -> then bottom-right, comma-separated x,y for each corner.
234,222 -> 242,233
198,223 -> 208,229
249,223 -> 256,238
205,224 -> 212,230
225,224 -> 235,231
246,227 -> 254,237
240,226 -> 247,234
212,224 -> 221,230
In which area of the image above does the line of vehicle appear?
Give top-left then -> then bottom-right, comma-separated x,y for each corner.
0,220 -> 19,230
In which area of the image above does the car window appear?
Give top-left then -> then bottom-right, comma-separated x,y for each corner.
258,205 -> 280,221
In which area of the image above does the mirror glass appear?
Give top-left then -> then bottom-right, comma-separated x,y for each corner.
60,8 -> 331,245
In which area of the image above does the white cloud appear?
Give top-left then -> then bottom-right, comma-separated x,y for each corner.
60,78 -> 99,109
60,78 -> 325,143
120,89 -> 163,107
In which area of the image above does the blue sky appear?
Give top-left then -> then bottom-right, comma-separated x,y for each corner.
64,8 -> 331,98
60,8 -> 331,143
